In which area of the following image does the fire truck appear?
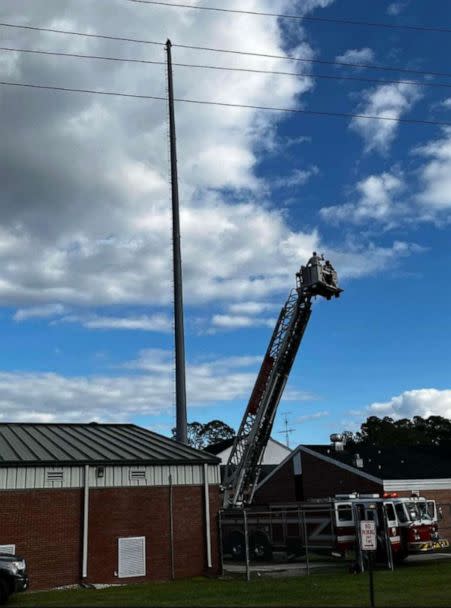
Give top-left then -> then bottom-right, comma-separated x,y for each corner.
221,493 -> 448,565
220,252 -> 448,566
314,492 -> 448,561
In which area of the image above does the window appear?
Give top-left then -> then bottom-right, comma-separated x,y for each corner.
0,545 -> 15,555
385,503 -> 396,523
427,500 -> 436,519
405,502 -> 421,522
395,503 -> 407,523
336,505 -> 353,522
118,537 -> 146,578
418,501 -> 433,521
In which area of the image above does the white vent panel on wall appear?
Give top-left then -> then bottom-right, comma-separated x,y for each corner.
293,452 -> 302,476
0,545 -> 15,555
130,470 -> 146,481
46,471 -> 64,482
118,537 -> 146,578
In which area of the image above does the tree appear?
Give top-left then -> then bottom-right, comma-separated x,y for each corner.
171,419 -> 236,449
345,415 -> 451,446
201,420 -> 235,447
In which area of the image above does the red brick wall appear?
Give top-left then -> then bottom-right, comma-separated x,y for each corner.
87,485 -> 220,585
0,489 -> 83,590
0,485 -> 220,590
253,458 -> 298,504
301,451 -> 383,498
254,450 -> 383,504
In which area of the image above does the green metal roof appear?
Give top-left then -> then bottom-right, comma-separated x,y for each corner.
0,423 -> 219,466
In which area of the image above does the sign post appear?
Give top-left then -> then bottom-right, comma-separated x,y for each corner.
360,520 -> 377,608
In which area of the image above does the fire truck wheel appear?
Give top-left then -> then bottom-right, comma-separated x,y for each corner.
250,532 -> 273,562
228,532 -> 246,561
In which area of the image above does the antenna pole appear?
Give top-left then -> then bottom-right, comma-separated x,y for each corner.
166,39 -> 187,444
279,412 -> 295,448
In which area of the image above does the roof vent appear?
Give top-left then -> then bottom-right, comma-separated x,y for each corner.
330,433 -> 345,451
353,453 -> 364,468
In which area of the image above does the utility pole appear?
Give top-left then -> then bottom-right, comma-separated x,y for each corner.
166,39 -> 187,444
279,412 -> 295,448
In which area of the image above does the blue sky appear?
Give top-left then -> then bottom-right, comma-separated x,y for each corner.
0,0 -> 450,445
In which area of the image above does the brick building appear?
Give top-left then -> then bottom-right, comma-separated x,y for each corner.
253,442 -> 451,541
0,423 -> 221,590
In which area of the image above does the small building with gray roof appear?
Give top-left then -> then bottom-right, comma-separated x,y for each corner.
0,422 -> 221,590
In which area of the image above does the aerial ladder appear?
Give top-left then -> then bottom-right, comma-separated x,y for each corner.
222,253 -> 343,508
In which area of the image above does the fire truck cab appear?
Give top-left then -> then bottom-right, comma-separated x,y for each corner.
332,493 -> 448,561
389,495 -> 449,555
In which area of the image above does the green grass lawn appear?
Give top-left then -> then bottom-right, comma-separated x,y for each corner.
9,561 -> 451,607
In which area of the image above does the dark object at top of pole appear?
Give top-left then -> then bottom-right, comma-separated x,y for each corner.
166,39 -> 187,445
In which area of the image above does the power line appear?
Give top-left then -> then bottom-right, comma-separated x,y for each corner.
127,0 -> 451,34
173,43 -> 451,80
2,22 -> 451,79
1,79 -> 451,128
0,22 -> 164,47
3,46 -> 451,91
0,46 -> 164,67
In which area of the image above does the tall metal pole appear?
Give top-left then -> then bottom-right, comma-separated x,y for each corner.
166,39 -> 187,444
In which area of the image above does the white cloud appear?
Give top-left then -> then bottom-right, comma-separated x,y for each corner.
0,349 -> 264,423
297,0 -> 335,13
320,172 -> 405,224
212,314 -> 276,330
272,166 -> 319,189
441,98 -> 451,109
0,0 -> 322,310
60,314 -> 172,332
350,83 -> 422,153
335,48 -> 375,66
0,0 -> 417,315
387,2 -> 409,16
415,127 -> 451,212
228,301 -> 276,315
326,240 -> 424,279
368,388 -> 451,419
296,410 -> 329,423
13,303 -> 66,321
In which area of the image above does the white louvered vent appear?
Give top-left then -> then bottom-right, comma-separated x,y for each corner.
129,470 -> 146,481
118,537 -> 146,578
292,452 -> 302,476
46,471 -> 64,482
0,545 -> 15,555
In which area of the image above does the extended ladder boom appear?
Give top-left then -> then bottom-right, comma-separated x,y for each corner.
222,253 -> 342,508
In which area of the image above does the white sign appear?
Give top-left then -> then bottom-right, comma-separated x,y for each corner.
360,521 -> 377,551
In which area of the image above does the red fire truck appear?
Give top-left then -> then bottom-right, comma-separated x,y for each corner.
327,493 -> 448,560
221,493 -> 448,564
219,255 -> 448,567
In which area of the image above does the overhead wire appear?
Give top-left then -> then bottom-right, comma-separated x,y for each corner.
1,80 -> 451,128
127,0 -> 451,34
0,21 -> 164,47
3,46 -> 451,91
1,22 -> 451,79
